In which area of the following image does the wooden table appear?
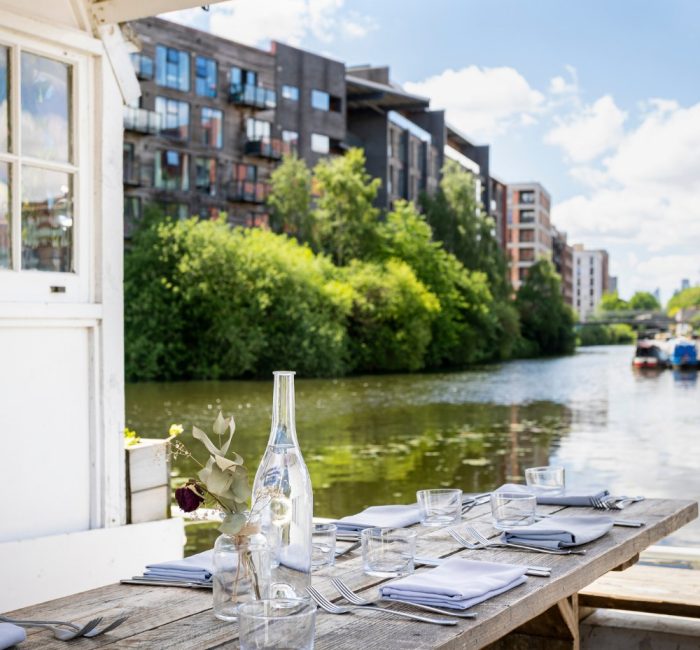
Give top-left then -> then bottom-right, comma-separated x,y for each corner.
7,498 -> 697,649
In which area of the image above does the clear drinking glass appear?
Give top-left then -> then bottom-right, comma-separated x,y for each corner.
490,492 -> 537,530
417,489 -> 462,526
361,527 -> 416,578
238,598 -> 316,650
525,466 -> 565,495
311,523 -> 336,569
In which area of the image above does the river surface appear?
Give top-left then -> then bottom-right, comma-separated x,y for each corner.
126,345 -> 700,553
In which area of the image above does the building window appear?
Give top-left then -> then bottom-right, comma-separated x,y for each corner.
311,89 -> 330,111
195,56 -> 217,98
123,142 -> 137,184
282,130 -> 298,155
311,133 -> 329,154
235,163 -> 257,182
246,118 -> 271,142
155,45 -> 190,92
130,53 -> 154,80
519,190 -> 535,204
230,66 -> 258,88
195,157 -> 217,196
201,107 -> 223,148
160,202 -> 189,220
155,150 -> 189,191
520,249 -> 535,262
282,85 -> 299,101
519,268 -> 528,281
519,229 -> 535,243
155,97 -> 189,140
519,209 -> 535,223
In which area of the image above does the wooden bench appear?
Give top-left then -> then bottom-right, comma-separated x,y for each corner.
579,564 -> 700,618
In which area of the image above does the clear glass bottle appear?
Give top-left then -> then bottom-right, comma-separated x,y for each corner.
212,531 -> 269,621
252,370 -> 313,598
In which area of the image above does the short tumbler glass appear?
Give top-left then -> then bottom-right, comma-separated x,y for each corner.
311,523 -> 336,570
361,527 -> 416,578
525,466 -> 565,495
238,598 -> 316,650
417,489 -> 463,527
490,492 -> 537,530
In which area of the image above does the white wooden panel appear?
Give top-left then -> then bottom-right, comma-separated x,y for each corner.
0,0 -> 83,30
0,326 -> 91,542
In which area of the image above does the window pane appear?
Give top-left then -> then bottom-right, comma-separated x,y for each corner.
155,97 -> 189,140
311,133 -> 329,154
195,56 -> 217,97
201,107 -> 222,148
155,45 -> 189,92
0,162 -> 9,268
21,166 -> 73,272
0,48 -> 8,152
282,84 -> 299,101
21,52 -> 71,163
311,89 -> 330,111
195,157 -> 216,196
155,150 -> 189,191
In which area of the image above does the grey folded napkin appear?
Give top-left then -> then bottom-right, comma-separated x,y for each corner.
497,483 -> 610,506
334,504 -> 421,532
502,515 -> 613,549
380,557 -> 527,610
0,622 -> 26,649
143,549 -> 214,583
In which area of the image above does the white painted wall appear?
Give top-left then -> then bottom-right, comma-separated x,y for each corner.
574,249 -> 606,321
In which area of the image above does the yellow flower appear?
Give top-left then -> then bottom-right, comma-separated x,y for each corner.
169,423 -> 184,437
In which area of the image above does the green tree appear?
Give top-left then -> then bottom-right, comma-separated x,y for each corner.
267,153 -> 314,242
313,148 -> 381,265
667,286 -> 700,316
600,291 -> 629,312
516,261 -> 576,356
628,291 -> 660,311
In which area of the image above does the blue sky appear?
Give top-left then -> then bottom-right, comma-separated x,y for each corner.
163,0 -> 700,302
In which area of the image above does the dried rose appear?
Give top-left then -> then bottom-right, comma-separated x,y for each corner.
175,484 -> 204,512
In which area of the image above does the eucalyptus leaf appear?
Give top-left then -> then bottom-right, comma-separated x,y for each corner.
212,411 -> 227,437
200,458 -> 235,498
219,512 -> 247,535
192,425 -> 222,457
214,453 -> 244,472
231,471 -> 251,502
220,416 -> 236,456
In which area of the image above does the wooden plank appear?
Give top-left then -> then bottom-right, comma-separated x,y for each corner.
579,564 -> 700,618
611,553 -> 638,571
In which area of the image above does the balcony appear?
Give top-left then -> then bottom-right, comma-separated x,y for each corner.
227,180 -> 269,204
124,161 -> 154,187
229,84 -> 276,109
244,137 -> 285,160
124,107 -> 161,135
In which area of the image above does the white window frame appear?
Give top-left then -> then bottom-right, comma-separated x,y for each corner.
0,28 -> 92,303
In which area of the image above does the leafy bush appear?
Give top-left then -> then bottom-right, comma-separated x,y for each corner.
577,323 -> 635,346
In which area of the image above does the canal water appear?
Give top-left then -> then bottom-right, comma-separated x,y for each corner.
126,345 -> 700,553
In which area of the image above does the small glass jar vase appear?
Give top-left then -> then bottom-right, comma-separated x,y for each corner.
213,532 -> 270,621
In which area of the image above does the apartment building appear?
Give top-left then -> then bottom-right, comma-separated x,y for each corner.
122,18 -> 345,232
573,245 -> 610,321
490,176 -> 508,249
552,227 -> 574,306
506,182 -> 553,289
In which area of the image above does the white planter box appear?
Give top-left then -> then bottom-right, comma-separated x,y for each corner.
125,439 -> 171,524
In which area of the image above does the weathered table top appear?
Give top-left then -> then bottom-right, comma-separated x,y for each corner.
7,498 -> 697,649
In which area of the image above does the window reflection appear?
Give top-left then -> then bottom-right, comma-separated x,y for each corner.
0,48 -> 8,152
0,162 -> 10,268
21,52 -> 71,163
21,166 -> 73,272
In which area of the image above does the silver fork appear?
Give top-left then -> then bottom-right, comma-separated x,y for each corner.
305,586 -> 457,626
0,615 -> 102,641
591,495 -> 611,510
0,614 -> 128,638
330,577 -> 477,619
455,526 -> 586,556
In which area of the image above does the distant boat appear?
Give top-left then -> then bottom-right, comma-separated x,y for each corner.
670,341 -> 699,369
632,340 -> 668,369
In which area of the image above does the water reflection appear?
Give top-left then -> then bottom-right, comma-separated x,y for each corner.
126,346 -> 700,553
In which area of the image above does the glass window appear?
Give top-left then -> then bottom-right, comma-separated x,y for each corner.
235,164 -> 257,182
282,85 -> 299,101
282,130 -> 298,155
195,56 -> 217,98
246,118 -> 271,141
520,209 -> 535,223
0,47 -> 8,152
155,150 -> 189,191
201,107 -> 223,148
311,89 -> 330,111
130,53 -> 154,80
195,157 -> 217,196
123,142 -> 137,184
21,167 -> 73,272
231,66 -> 257,88
311,133 -> 329,154
160,202 -> 189,220
155,97 -> 189,140
0,162 -> 10,268
519,190 -> 535,204
155,45 -> 190,92
21,52 -> 71,163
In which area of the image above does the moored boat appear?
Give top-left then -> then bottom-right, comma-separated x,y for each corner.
670,340 -> 699,369
632,340 -> 668,369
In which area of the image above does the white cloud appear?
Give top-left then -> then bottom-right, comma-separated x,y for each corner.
545,95 -> 627,163
549,65 -> 579,96
404,66 -> 545,140
161,0 -> 375,48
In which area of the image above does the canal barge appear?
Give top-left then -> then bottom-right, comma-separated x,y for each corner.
632,340 -> 669,369
670,340 -> 699,369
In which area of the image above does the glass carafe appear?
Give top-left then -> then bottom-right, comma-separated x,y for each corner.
252,371 -> 313,598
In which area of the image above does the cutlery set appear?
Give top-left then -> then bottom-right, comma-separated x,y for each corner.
0,614 -> 128,641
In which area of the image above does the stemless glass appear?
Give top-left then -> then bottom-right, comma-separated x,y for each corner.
490,492 -> 536,530
238,598 -> 316,650
525,466 -> 565,495
361,527 -> 416,578
311,523 -> 336,569
416,489 -> 462,526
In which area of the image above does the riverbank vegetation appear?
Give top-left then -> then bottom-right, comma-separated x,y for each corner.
125,149 -> 575,381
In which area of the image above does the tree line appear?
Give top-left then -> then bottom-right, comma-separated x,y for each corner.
124,149 -> 575,381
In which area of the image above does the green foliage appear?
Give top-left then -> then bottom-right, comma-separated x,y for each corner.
267,154 -> 314,243
313,148 -> 381,265
628,291 -> 660,311
667,286 -> 700,316
600,291 -> 629,312
516,261 -> 576,356
577,323 -> 635,346
343,259 -> 440,372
